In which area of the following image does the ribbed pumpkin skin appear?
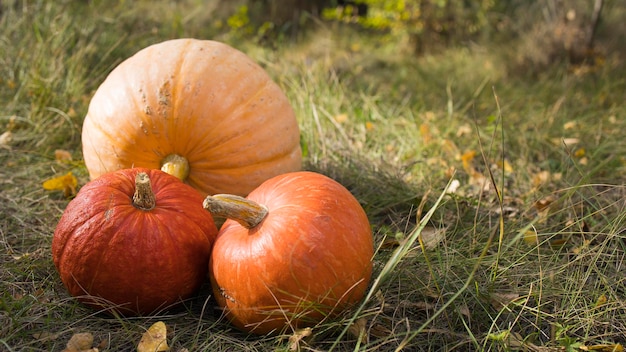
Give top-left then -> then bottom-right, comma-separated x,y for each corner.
82,38 -> 301,197
209,171 -> 374,334
52,168 -> 218,316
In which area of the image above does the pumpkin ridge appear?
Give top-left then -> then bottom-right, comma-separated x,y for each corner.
82,39 -> 302,197
162,40 -> 193,162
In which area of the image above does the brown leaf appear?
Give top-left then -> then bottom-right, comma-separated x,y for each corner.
55,149 -> 73,163
62,332 -> 97,352
137,321 -> 169,352
347,317 -> 368,345
419,226 -> 446,250
288,327 -> 312,352
489,292 -> 521,310
534,196 -> 555,212
369,324 -> 393,338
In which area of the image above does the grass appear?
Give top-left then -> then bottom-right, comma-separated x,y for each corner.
1,1 -> 625,351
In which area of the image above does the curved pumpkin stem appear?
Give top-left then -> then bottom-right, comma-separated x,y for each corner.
203,194 -> 268,229
133,172 -> 156,210
160,154 -> 190,181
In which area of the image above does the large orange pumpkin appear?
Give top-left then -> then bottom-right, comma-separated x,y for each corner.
81,38 -> 301,197
52,168 -> 218,316
204,171 -> 374,334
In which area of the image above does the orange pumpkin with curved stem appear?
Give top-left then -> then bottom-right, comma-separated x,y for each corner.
82,38 -> 301,197
204,171 -> 374,334
52,168 -> 218,316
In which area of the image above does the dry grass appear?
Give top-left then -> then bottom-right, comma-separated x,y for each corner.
1,1 -> 625,351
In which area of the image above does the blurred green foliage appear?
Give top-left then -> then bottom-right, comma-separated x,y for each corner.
323,0 -> 498,52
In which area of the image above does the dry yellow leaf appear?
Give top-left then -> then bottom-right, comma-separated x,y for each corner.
419,123 -> 431,144
455,123 -> 472,137
137,321 -> 169,352
0,131 -> 13,146
523,229 -> 538,245
580,343 -> 624,352
496,159 -> 513,173
563,121 -> 577,130
557,137 -> 580,148
43,172 -> 78,198
334,113 -> 348,124
594,294 -> 608,308
461,150 -> 476,174
532,170 -> 551,188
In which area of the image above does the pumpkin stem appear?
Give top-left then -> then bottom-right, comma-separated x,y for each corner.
160,154 -> 190,181
203,194 -> 268,229
133,172 -> 156,210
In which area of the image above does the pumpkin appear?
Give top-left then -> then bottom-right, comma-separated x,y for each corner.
204,171 -> 374,334
52,168 -> 218,315
81,38 -> 301,197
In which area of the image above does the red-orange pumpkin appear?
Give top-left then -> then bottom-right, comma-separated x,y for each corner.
52,168 -> 218,316
82,38 -> 301,198
204,171 -> 374,334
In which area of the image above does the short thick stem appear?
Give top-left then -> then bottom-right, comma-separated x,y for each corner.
203,194 -> 268,229
160,154 -> 190,181
133,172 -> 156,210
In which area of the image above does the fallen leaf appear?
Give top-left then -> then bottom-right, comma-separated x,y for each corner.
441,139 -> 460,157
0,131 -> 12,146
534,196 -> 555,212
347,317 -> 368,345
62,332 -> 97,352
461,150 -> 476,174
55,149 -> 73,163
334,113 -> 348,124
137,321 -> 169,352
559,137 -> 580,148
381,232 -> 405,249
523,229 -> 538,245
489,292 -> 521,310
594,294 -> 607,308
419,123 -> 431,144
495,159 -> 513,174
487,329 -> 510,342
67,107 -> 78,118
574,148 -> 586,158
32,331 -> 59,342
580,343 -> 624,352
458,304 -> 470,317
43,172 -> 78,198
456,123 -> 472,137
563,121 -> 577,130
288,327 -> 312,352
419,226 -> 446,250
532,170 -> 551,188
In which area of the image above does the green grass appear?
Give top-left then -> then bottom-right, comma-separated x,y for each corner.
1,1 -> 625,351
